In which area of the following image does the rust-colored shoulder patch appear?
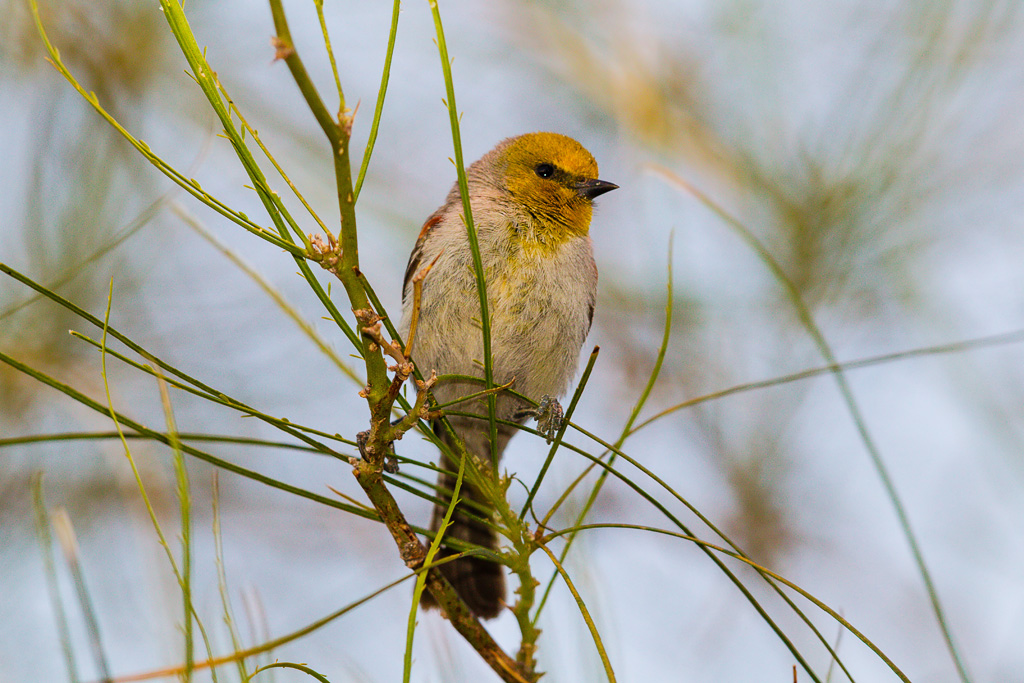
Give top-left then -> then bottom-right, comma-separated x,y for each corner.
403,211 -> 444,300
418,212 -> 443,241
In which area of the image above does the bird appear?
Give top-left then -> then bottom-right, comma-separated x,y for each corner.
398,132 -> 617,618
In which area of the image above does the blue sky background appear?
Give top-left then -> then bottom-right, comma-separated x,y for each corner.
3,1 -> 1024,681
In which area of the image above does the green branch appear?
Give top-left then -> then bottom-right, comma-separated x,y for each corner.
543,524 -> 910,683
652,163 -> 972,683
354,0 -> 402,202
0,350 -> 374,520
428,0 -> 499,467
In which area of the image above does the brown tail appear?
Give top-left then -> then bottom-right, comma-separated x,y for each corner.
420,453 -> 505,619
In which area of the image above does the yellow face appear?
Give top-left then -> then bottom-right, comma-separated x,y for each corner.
500,132 -> 615,242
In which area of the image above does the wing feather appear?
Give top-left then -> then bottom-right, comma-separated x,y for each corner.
402,211 -> 443,303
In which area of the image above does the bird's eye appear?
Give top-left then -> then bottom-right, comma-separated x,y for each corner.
535,163 -> 555,179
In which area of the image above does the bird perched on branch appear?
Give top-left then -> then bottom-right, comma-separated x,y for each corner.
399,132 -> 617,619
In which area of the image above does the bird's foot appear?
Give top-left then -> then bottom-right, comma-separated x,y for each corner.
516,395 -> 564,444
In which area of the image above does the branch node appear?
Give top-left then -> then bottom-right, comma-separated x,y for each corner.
270,36 -> 294,61
400,538 -> 426,568
353,308 -> 382,326
340,101 -> 359,138
309,232 -> 342,273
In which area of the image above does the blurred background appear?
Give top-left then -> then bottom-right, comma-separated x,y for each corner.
3,0 -> 1024,681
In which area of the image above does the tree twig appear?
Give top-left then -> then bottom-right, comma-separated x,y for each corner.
267,2 -> 529,679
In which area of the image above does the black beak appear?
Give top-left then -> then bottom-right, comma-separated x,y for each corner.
575,178 -> 619,200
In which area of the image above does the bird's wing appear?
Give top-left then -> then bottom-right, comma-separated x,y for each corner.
402,210 -> 444,304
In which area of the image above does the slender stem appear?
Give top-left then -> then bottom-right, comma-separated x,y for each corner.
97,283 -> 242,682
534,242 -> 674,620
536,542 -> 615,682
52,510 -> 113,683
70,330 -> 351,455
267,0 -> 388,404
404,440 -> 468,683
32,477 -> 81,683
313,0 -> 345,115
0,432 -> 322,451
520,347 -> 600,520
160,0 -> 312,252
27,0 -> 298,255
213,473 -> 251,682
175,203 -> 363,386
156,375 -> 194,680
214,92 -> 331,239
428,0 -> 499,467
354,0 -> 401,202
653,164 -> 973,683
629,325 -> 1024,436
0,350 -> 375,520
267,0 -> 341,149
252,662 -> 330,683
544,524 -> 909,683
109,555 -> 473,683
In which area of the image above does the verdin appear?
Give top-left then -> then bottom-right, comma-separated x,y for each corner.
399,132 -> 616,618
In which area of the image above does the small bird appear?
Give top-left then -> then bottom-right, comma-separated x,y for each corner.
399,132 -> 616,618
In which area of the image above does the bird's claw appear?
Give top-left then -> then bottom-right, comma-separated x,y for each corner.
522,395 -> 563,444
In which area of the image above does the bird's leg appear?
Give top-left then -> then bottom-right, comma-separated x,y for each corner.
515,395 -> 564,444
404,249 -> 444,359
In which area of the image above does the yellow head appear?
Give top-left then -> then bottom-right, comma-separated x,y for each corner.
495,132 -> 617,242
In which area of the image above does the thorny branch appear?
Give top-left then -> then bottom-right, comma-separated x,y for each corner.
347,308 -> 528,681
267,1 -> 527,680
353,309 -> 441,472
